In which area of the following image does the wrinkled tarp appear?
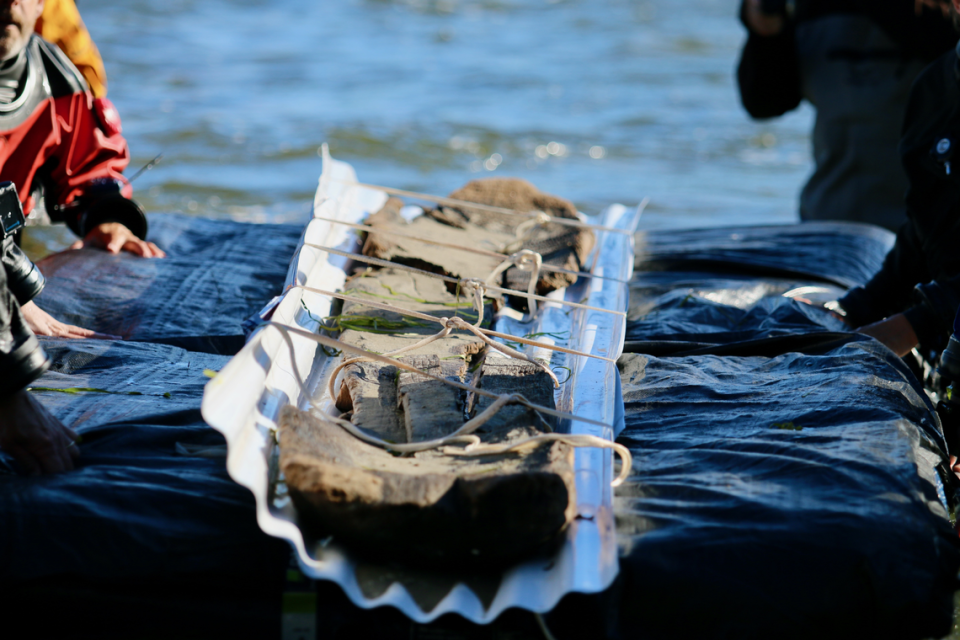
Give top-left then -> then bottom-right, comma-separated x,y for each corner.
33,213 -> 302,349
613,343 -> 958,640
0,337 -> 285,580
626,271 -> 849,346
4,219 -> 958,640
580,223 -> 960,640
634,222 -> 894,289
0,214 -> 297,587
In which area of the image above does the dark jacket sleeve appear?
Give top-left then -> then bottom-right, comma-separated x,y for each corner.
736,2 -> 803,119
837,221 -> 931,327
0,249 -> 49,398
836,49 -> 960,327
902,274 -> 960,348
798,0 -> 958,63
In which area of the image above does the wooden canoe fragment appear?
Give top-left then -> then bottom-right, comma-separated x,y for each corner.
470,358 -> 558,436
279,179 -> 590,567
362,179 -> 595,302
279,402 -> 576,566
334,361 -> 404,445
397,354 -> 467,443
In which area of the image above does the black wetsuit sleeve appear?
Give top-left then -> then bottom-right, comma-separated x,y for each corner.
0,248 -> 49,398
736,2 -> 802,119
903,274 -> 960,347
838,221 -> 931,327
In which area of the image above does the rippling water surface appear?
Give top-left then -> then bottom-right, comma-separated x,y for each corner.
24,0 -> 816,255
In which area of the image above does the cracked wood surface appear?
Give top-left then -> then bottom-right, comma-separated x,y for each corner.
279,179 -> 586,566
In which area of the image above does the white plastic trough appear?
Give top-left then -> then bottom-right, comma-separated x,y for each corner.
201,145 -> 642,623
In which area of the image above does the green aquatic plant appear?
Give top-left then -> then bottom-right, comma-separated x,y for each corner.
524,331 -> 569,341
28,386 -> 172,398
327,314 -> 431,334
771,422 -> 802,431
299,300 -> 342,356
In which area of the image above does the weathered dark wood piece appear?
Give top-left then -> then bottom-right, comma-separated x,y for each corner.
362,179 -> 595,300
334,361 -> 405,445
445,178 -> 595,295
397,354 -> 466,443
279,404 -> 576,566
279,179 -> 587,567
470,358 -> 558,436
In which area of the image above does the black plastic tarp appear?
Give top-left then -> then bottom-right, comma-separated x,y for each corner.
613,342 -> 958,640
586,223 -> 960,640
626,271 -> 849,346
634,222 -> 894,289
32,213 -> 302,349
0,214 -> 298,585
3,218 -> 958,640
0,337 -> 284,580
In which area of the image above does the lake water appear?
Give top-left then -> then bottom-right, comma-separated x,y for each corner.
24,0 -> 816,258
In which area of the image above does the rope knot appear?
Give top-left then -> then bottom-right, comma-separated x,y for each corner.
460,277 -> 486,296
485,250 -> 543,318
508,249 -> 542,272
443,316 -> 469,330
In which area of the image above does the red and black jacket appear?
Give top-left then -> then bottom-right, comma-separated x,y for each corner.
0,35 -> 144,240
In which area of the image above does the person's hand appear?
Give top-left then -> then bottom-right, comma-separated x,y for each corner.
20,301 -> 120,340
856,313 -> 919,357
744,0 -> 785,36
0,389 -> 79,475
69,222 -> 166,258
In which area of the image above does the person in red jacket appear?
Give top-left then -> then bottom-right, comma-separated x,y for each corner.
0,0 -> 163,337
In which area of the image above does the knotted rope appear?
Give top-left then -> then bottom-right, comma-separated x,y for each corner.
262,321 -> 633,486
503,212 -> 551,254
312,215 -> 628,284
300,242 -> 625,317
293,284 -> 618,363
485,250 -> 543,316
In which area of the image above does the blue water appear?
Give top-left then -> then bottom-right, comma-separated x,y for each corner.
23,0 -> 816,257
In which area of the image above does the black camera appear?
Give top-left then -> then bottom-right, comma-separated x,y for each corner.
0,181 -> 45,306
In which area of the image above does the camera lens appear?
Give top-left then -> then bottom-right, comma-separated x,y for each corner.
2,240 -> 44,305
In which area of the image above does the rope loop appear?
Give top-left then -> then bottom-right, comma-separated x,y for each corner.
502,211 -> 552,254
263,321 -> 632,486
484,250 -> 543,317
457,278 -> 488,328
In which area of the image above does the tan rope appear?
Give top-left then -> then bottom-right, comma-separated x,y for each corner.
301,242 -> 626,317
292,284 -> 618,363
330,179 -> 633,236
503,212 -> 551,253
327,279 -> 557,396
485,250 -> 542,316
312,215 -> 628,284
263,321 -> 631,487
264,322 -> 604,426
448,434 -> 633,487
